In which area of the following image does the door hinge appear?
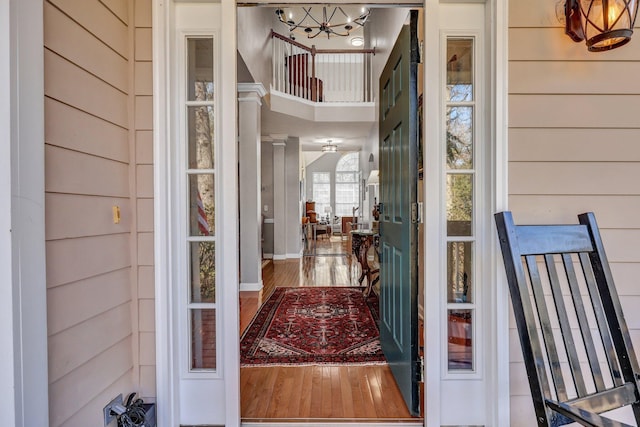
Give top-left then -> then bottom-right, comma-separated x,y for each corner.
411,203 -> 418,223
416,355 -> 424,382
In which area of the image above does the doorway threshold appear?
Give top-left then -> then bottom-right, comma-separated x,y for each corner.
242,418 -> 423,427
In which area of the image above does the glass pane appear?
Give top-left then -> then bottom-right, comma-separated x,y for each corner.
336,172 -> 357,183
313,172 -> 330,183
188,106 -> 215,169
190,241 -> 215,303
446,174 -> 473,236
446,38 -> 473,102
191,308 -> 216,370
189,174 -> 215,236
187,38 -> 214,101
336,152 -> 359,171
447,242 -> 473,303
446,106 -> 473,170
448,309 -> 473,370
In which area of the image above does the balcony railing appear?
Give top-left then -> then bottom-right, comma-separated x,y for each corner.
271,31 -> 375,103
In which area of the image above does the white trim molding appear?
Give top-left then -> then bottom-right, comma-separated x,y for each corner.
489,0 -> 510,424
238,82 -> 267,99
220,0 -> 241,425
239,281 -> 264,291
0,0 -> 48,426
153,0 -> 179,425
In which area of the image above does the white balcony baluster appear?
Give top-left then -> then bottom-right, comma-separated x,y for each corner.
271,31 -> 375,103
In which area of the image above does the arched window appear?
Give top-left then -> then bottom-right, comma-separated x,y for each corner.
335,152 -> 360,216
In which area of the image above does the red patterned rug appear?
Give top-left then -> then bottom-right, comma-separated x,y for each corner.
240,287 -> 386,366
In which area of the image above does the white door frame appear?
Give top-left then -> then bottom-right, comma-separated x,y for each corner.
153,1 -> 239,425
152,0 -> 509,425
423,1 -> 509,425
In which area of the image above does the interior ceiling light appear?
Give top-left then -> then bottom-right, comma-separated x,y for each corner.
565,0 -> 639,51
350,36 -> 365,47
275,6 -> 370,39
321,140 -> 339,152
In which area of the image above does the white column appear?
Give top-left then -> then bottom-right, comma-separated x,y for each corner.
238,83 -> 266,291
271,135 -> 288,260
1,0 -> 48,426
284,137 -> 302,258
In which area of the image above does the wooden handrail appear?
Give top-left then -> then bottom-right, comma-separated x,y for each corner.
270,30 -> 376,55
271,30 -> 313,52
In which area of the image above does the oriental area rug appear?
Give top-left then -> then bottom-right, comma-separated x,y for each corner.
240,287 -> 386,366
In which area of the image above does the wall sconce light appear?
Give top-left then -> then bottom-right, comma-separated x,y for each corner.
565,0 -> 639,51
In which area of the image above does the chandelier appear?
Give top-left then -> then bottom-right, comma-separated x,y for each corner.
275,6 -> 371,39
321,143 -> 338,153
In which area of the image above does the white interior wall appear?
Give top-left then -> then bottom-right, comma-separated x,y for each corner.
367,8 -> 411,121
237,7 -> 274,89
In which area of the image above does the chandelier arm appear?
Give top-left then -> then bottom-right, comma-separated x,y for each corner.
327,7 -> 339,23
328,28 -> 350,37
303,7 -> 322,26
278,6 -> 370,38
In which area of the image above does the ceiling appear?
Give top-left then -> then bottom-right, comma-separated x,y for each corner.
260,103 -> 374,152
270,5 -> 369,50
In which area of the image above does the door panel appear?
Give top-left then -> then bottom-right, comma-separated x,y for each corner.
378,10 -> 420,416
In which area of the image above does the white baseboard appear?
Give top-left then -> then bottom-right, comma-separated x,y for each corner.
240,280 -> 263,292
273,254 -> 287,261
286,252 -> 301,259
263,253 -> 274,259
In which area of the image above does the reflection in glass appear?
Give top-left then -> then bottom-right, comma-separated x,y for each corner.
448,309 -> 473,370
190,242 -> 215,303
446,174 -> 472,236
447,242 -> 473,303
189,174 -> 215,236
187,38 -> 214,101
188,106 -> 215,169
446,106 -> 473,170
191,309 -> 216,370
446,38 -> 473,102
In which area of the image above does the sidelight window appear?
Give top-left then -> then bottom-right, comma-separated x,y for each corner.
185,37 -> 217,371
445,37 -> 476,372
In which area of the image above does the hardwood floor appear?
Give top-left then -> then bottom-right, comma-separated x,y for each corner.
239,236 -> 419,421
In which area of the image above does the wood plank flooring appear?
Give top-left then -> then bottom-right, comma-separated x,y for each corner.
239,236 -> 419,421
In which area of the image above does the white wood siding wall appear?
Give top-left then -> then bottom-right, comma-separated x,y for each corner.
44,0 -> 154,425
508,0 -> 640,424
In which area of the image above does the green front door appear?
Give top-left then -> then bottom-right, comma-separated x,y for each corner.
378,11 -> 420,416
